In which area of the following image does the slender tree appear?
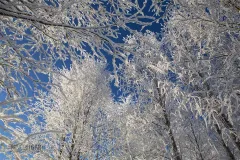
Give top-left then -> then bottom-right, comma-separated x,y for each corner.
119,31 -> 183,160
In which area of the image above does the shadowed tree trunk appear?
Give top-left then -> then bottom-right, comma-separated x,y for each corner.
189,122 -> 204,160
220,114 -> 240,151
154,79 -> 182,160
214,124 -> 236,160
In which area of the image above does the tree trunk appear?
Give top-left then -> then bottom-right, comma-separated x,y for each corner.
214,124 -> 235,160
220,114 -> 240,151
164,111 -> 182,160
58,136 -> 66,160
189,122 -> 204,160
154,79 -> 182,160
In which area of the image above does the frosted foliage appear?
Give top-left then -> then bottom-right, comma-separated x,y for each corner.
122,112 -> 164,159
30,58 -> 114,159
163,0 -> 240,158
0,0 -> 161,75
123,31 -> 170,83
118,10 -> 240,157
175,112 -> 222,160
118,31 -> 185,160
165,0 -> 240,124
0,0 -> 162,118
0,2 -> 162,141
111,1 -> 240,159
121,31 -> 184,114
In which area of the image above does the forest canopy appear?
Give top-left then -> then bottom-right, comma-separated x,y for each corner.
0,0 -> 239,159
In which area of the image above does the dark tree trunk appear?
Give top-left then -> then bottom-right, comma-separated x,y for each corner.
163,111 -> 182,160
220,114 -> 240,151
154,79 -> 182,160
189,122 -> 204,160
214,124 -> 235,160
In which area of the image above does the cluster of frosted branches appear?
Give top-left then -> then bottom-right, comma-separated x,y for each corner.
27,58 -> 124,159
163,0 -> 240,156
165,0 -> 240,120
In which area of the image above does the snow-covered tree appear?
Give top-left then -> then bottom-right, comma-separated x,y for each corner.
113,0 -> 239,159
27,58 -> 123,159
118,31 -> 184,160
163,0 -> 240,158
176,110 -> 236,160
119,7 -> 239,157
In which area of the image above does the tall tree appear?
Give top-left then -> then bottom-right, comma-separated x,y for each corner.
176,110 -> 235,160
27,58 -> 121,159
119,31 -> 183,160
163,0 -> 240,158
